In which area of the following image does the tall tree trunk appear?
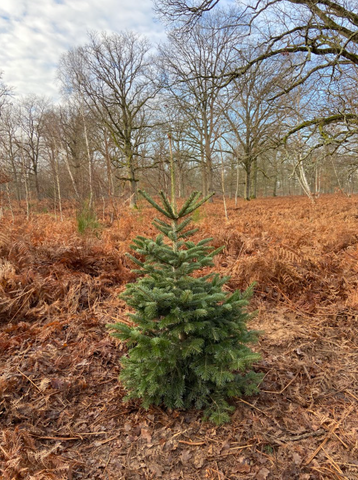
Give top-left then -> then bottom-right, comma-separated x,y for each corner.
6,183 -> 14,222
21,151 -> 30,220
201,147 -> 208,196
128,156 -> 137,208
252,158 -> 258,199
314,161 -> 320,197
272,173 -> 278,197
219,141 -> 228,220
104,134 -> 116,221
33,163 -> 41,201
81,106 -> 93,207
54,147 -> 63,221
295,158 -> 314,203
235,155 -> 240,207
245,162 -> 251,201
64,149 -> 80,200
204,137 -> 213,201
272,152 -> 278,197
9,152 -> 21,201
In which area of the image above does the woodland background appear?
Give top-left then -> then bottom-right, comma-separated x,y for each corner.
1,0 -> 358,212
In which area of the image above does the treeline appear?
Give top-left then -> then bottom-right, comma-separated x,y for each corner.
0,1 -> 357,216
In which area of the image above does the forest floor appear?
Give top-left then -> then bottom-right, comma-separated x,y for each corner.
0,194 -> 357,480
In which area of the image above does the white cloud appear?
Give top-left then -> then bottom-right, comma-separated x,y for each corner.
0,0 -> 165,100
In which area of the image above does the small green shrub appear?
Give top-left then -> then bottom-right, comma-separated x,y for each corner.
107,190 -> 263,424
77,203 -> 101,235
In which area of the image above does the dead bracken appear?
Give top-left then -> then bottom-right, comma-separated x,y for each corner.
0,194 -> 357,479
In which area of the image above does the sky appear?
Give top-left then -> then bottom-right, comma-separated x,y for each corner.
0,0 -> 165,100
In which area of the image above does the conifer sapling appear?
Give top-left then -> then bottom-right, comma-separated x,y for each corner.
107,190 -> 263,424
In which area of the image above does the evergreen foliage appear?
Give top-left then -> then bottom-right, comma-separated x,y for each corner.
107,190 -> 263,424
77,202 -> 100,235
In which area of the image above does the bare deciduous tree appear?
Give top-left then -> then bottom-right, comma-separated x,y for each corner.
222,57 -> 288,200
159,12 -> 241,196
59,31 -> 159,207
0,73 -> 12,112
17,96 -> 49,201
155,0 -> 358,134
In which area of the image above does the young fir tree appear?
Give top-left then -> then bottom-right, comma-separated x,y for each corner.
107,190 -> 263,424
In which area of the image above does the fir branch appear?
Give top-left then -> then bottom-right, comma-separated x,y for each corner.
185,192 -> 215,215
126,253 -> 144,268
139,189 -> 174,219
208,246 -> 225,257
177,191 -> 202,217
153,217 -> 171,228
159,191 -> 177,219
175,216 -> 192,233
152,218 -> 172,235
178,228 -> 199,239
152,223 -> 172,237
197,238 -> 214,246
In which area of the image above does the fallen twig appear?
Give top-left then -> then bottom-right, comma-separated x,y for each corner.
179,440 -> 205,446
306,406 -> 354,465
